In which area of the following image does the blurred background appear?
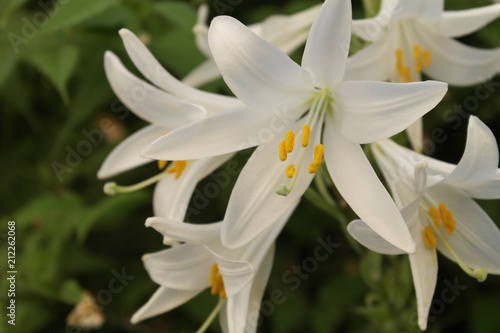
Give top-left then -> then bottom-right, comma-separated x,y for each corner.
1,0 -> 500,332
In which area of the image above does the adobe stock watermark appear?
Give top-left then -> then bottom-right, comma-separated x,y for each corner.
7,0 -> 71,54
50,267 -> 136,333
240,235 -> 340,331
213,0 -> 243,15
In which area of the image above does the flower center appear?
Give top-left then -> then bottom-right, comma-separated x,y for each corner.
209,264 -> 226,299
394,44 -> 431,82
275,88 -> 331,196
422,203 -> 487,282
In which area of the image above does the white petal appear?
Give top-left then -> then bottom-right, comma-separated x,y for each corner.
153,154 -> 234,220
193,4 -> 211,57
345,36 -> 393,81
215,258 -> 254,298
145,218 -> 221,244
142,100 -> 308,161
335,80 -> 447,144
181,58 -> 221,88
142,244 -> 214,290
352,17 -> 390,42
323,119 -> 415,253
405,118 -> 424,153
118,28 -> 241,113
130,286 -> 203,324
463,170 -> 500,200
302,0 -> 351,86
412,23 -> 500,86
408,210 -> 438,331
427,186 -> 500,275
226,245 -> 275,333
445,116 -> 499,188
347,220 -> 405,255
97,125 -> 163,179
104,52 -> 205,127
435,4 -> 500,38
221,121 -> 317,248
208,16 -> 313,109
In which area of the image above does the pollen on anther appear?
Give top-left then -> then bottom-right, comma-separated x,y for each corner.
423,226 -> 437,249
166,161 -> 187,179
279,141 -> 287,161
422,51 -> 431,67
428,206 -> 440,228
285,131 -> 295,153
157,160 -> 168,170
443,210 -> 455,236
285,165 -> 295,178
301,124 -> 310,147
312,144 -> 324,165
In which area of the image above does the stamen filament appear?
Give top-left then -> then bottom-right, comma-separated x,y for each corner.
194,297 -> 226,333
103,171 -> 166,195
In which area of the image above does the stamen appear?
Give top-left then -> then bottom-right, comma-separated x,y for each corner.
286,165 -> 295,178
428,206 -> 440,228
301,124 -> 310,147
413,45 -> 422,73
285,131 -> 295,153
209,264 -> 226,299
438,203 -> 455,235
279,141 -> 287,161
157,160 -> 168,170
166,161 -> 187,179
308,144 -> 324,174
422,51 -> 431,67
423,226 -> 437,248
103,171 -> 166,195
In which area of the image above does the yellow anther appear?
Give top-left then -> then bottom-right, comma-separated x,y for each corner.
395,48 -> 403,64
438,203 -> 447,221
301,124 -> 310,147
423,226 -> 437,249
157,160 -> 168,170
285,131 -> 295,153
422,50 -> 431,67
279,141 -> 287,161
312,144 -> 324,165
428,206 -> 440,228
443,210 -> 456,235
209,264 -> 226,299
286,165 -> 295,178
166,160 -> 187,179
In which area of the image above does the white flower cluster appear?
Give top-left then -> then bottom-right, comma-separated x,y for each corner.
98,0 -> 500,331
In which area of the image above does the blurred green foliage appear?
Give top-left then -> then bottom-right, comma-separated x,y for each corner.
1,0 -> 500,332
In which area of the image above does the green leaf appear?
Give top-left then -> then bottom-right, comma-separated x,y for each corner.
0,0 -> 30,21
38,0 -> 118,36
25,45 -> 79,104
58,279 -> 84,305
153,1 -> 197,31
0,40 -> 17,89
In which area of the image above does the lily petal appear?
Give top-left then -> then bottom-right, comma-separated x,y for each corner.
323,118 -> 415,253
408,208 -> 438,331
146,218 -> 221,244
427,186 -> 500,275
104,51 -> 205,127
445,116 -> 499,188
345,35 -> 393,81
142,244 -> 213,290
302,0 -> 351,86
435,4 -> 500,38
226,245 -> 275,333
97,124 -> 164,179
182,58 -> 221,88
221,122 -> 316,248
118,28 -> 241,112
208,16 -> 314,109
463,170 -> 500,200
335,80 -> 447,144
347,220 -> 405,255
130,286 -> 203,324
153,154 -> 234,220
413,23 -> 500,86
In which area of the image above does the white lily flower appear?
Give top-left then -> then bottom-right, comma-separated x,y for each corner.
98,29 -> 241,228
348,116 -> 500,330
142,0 -> 449,253
131,205 -> 296,333
183,4 -> 322,87
347,0 -> 500,151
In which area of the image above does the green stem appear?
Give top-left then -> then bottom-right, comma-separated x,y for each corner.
195,297 -> 226,333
